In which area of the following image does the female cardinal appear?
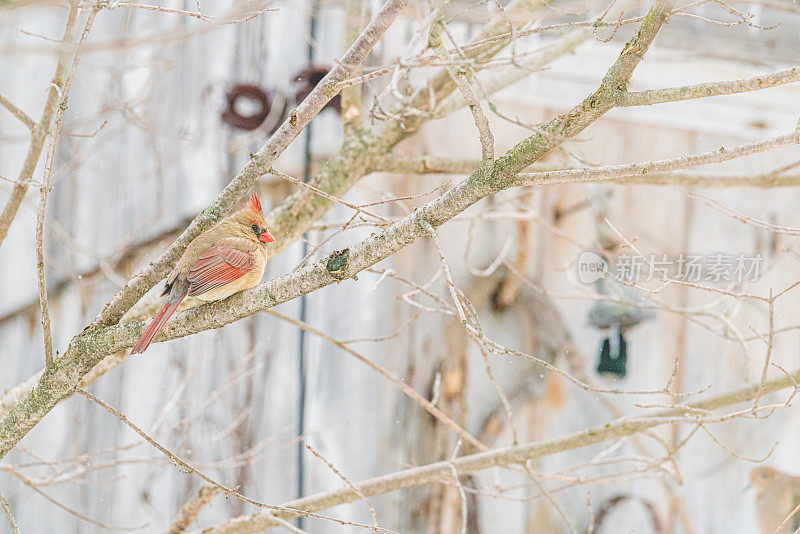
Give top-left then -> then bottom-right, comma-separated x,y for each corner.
750,467 -> 800,534
131,192 -> 276,354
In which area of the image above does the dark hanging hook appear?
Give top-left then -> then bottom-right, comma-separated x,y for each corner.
220,83 -> 279,131
594,494 -> 663,533
292,65 -> 341,114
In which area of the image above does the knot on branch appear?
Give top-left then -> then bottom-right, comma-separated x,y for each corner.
326,248 -> 351,281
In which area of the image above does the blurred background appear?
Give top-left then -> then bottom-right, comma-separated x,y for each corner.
2,0 -> 800,532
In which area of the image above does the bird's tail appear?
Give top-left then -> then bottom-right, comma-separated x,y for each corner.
131,291 -> 187,354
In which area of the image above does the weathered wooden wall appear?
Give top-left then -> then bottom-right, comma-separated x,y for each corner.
2,1 -> 800,533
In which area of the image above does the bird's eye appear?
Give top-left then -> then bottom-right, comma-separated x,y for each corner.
761,472 -> 769,479
251,224 -> 260,235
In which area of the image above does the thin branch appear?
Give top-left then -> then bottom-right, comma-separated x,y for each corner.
341,0 -> 366,132
619,66 -> 800,106
606,171 -> 800,187
514,131 -> 800,187
429,18 -> 494,170
0,0 -> 676,460
4,463 -> 147,530
0,92 -> 35,131
191,367 -> 800,533
305,444 -> 379,532
371,155 -> 800,188
93,0 -> 408,328
0,216 -> 191,330
752,290 -> 776,411
433,28 -> 591,118
447,441 -> 468,534
76,389 -> 389,534
524,463 -> 579,534
0,3 -> 79,248
268,168 -> 390,224
166,485 -> 222,534
112,2 -> 274,23
264,310 -> 486,451
0,0 -> 570,457
0,488 -> 19,534
37,3 -> 100,369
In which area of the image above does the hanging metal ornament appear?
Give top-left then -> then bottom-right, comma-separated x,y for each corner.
594,494 -> 663,533
220,83 -> 284,132
597,327 -> 628,377
583,184 -> 653,379
588,272 -> 653,379
292,66 -> 341,114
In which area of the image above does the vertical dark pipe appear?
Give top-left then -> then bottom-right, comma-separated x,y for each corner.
296,0 -> 319,527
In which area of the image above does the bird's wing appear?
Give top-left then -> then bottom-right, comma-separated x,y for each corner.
187,246 -> 255,297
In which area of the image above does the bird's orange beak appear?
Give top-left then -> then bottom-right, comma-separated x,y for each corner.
259,230 -> 276,244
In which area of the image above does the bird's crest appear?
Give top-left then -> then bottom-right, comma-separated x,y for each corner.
247,192 -> 263,215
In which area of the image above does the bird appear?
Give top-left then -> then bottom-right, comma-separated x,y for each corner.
750,466 -> 800,534
131,191 -> 276,354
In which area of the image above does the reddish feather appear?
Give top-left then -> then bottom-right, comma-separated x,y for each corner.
187,246 -> 255,297
131,246 -> 255,354
131,296 -> 186,354
247,192 -> 263,215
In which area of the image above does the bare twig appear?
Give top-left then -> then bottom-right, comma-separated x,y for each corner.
4,464 -> 147,530
524,463 -> 579,534
0,92 -> 35,131
429,18 -> 494,171
76,389 -> 391,533
265,310 -> 486,451
446,441 -> 468,534
93,0 -> 408,328
0,488 -> 19,534
619,67 -> 800,106
342,0 -> 367,132
167,485 -> 222,534
190,367 -> 800,533
112,2 -> 274,23
753,289 -> 776,411
36,3 -> 101,369
305,444 -> 379,532
514,131 -> 800,187
0,4 -> 79,248
0,0 -> 678,460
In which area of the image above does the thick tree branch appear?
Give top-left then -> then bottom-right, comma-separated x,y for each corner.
192,368 -> 800,533
0,0 -> 407,461
371,155 -> 484,174
0,0 -> 675,461
93,0 -> 408,327
0,0 -> 564,455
